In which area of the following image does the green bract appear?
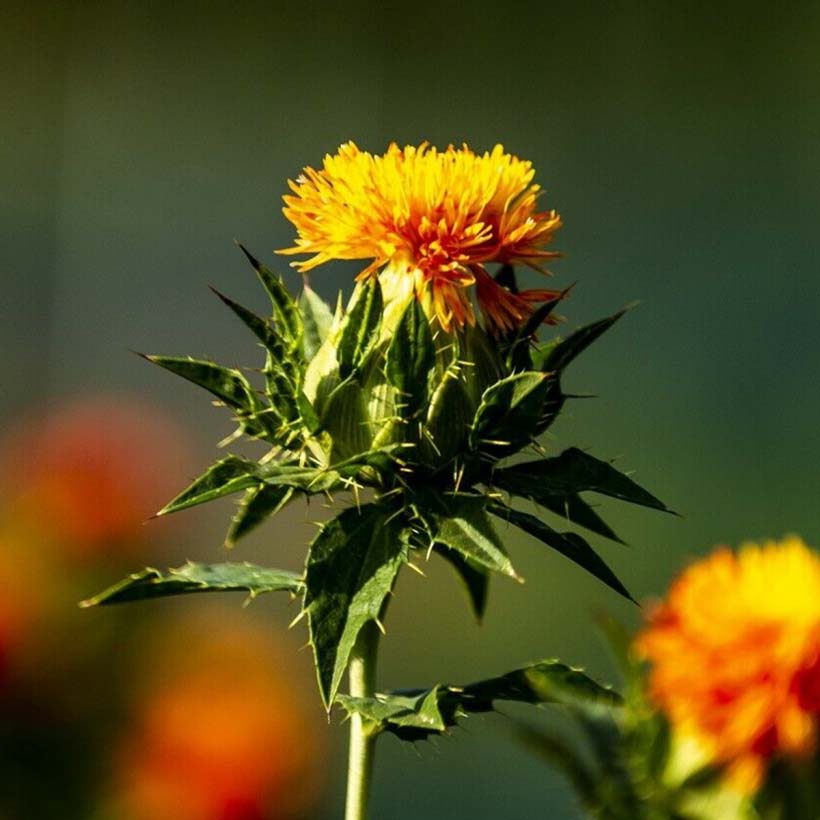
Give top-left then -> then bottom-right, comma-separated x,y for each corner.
88,247 -> 670,711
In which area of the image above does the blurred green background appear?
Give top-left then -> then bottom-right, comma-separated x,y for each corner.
3,1 -> 820,817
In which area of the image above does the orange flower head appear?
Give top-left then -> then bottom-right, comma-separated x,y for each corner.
636,536 -> 820,793
111,613 -> 323,820
279,142 -> 563,333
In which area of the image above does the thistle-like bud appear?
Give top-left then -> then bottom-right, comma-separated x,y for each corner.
301,277 -> 507,477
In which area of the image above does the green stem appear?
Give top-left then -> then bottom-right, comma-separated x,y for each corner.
345,621 -> 380,820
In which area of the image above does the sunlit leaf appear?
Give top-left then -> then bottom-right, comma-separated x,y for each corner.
304,504 -> 407,708
385,298 -> 436,416
426,494 -> 520,581
158,456 -> 259,516
237,243 -> 303,351
470,371 -> 549,453
81,562 -> 303,606
337,279 -> 383,379
300,284 -> 334,361
337,659 -> 621,740
142,355 -> 264,417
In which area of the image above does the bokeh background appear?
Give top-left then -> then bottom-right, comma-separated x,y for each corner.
4,1 -> 820,817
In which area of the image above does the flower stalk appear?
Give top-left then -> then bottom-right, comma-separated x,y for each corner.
344,620 -> 380,820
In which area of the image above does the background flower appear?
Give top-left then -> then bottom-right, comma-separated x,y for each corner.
105,612 -> 323,820
637,537 -> 820,793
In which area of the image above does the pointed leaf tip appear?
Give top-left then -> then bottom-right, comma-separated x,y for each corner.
236,241 -> 261,271
491,502 -> 636,603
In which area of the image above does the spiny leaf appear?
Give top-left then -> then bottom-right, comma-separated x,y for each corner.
141,355 -> 264,416
257,448 -> 396,494
505,295 -> 566,371
161,452 -> 377,519
534,373 -> 565,434
296,390 -> 322,434
81,562 -> 303,607
470,371 -> 550,453
300,284 -> 334,361
538,492 -> 624,544
337,658 -> 621,740
209,286 -> 301,419
237,243 -> 303,350
337,278 -> 383,379
489,503 -> 635,603
263,363 -> 300,425
258,463 -> 349,494
337,688 -> 448,741
209,286 -> 279,352
423,367 -> 473,464
385,298 -> 436,416
494,447 -> 670,513
434,545 -> 489,622
226,484 -> 295,547
540,308 -> 628,373
158,456 -> 259,516
321,378 -> 371,459
304,504 -> 407,708
426,494 -> 520,581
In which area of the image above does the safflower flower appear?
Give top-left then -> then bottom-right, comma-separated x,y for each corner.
637,536 -> 820,792
279,141 -> 563,333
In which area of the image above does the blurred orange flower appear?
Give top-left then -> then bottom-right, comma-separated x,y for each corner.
109,612 -> 323,820
637,536 -> 820,792
0,395 -> 190,559
279,142 -> 563,333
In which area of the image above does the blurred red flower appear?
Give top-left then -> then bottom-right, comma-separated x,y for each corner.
0,394 -> 191,560
108,611 -> 324,820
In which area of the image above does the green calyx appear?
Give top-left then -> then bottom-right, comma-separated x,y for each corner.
95,246 -> 671,709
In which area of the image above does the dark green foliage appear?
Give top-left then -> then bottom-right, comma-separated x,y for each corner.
80,562 -> 303,606
304,504 -> 408,708
142,355 -> 274,438
157,456 -> 260,515
337,277 -> 382,379
300,284 -> 334,360
504,295 -> 565,371
225,485 -> 295,547
434,546 -> 489,622
337,659 -> 621,741
385,298 -> 436,416
470,371 -> 550,455
209,286 -> 279,352
537,492 -> 624,543
100,250 -> 672,709
539,308 -> 628,373
422,493 -> 519,581
489,503 -> 635,603
237,243 -> 303,352
493,447 -> 671,514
